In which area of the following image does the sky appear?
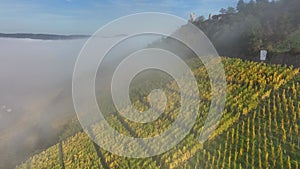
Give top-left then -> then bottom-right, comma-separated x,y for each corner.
0,0 -> 240,35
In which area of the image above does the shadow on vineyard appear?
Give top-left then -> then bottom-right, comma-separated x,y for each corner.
15,57 -> 300,169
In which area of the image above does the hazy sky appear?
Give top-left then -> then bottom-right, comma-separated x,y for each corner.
0,0 -> 240,34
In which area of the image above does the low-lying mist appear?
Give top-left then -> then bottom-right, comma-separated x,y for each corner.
0,38 -> 86,168
0,31 -> 196,168
0,35 -> 161,168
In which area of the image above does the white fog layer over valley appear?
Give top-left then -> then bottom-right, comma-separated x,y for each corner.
0,38 -> 87,168
0,36 -> 155,168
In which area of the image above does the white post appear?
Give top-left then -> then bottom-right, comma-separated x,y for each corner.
260,50 -> 267,61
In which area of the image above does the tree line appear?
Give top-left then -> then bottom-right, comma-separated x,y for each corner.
194,0 -> 300,57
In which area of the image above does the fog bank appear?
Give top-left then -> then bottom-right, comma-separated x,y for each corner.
0,38 -> 86,168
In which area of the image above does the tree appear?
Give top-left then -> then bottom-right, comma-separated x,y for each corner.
226,7 -> 237,14
248,0 -> 256,7
220,8 -> 227,14
196,15 -> 205,22
242,26 -> 263,55
237,0 -> 246,12
256,0 -> 269,3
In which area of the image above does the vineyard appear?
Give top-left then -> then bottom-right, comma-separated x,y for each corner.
16,57 -> 300,169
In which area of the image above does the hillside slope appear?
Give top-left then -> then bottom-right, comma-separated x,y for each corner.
16,57 -> 300,169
